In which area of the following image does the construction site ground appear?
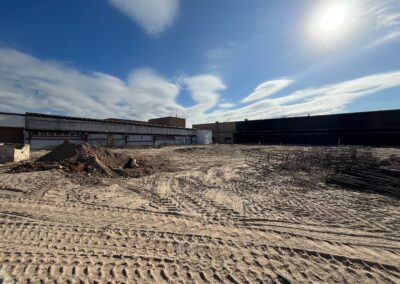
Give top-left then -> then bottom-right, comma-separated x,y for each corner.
0,145 -> 399,283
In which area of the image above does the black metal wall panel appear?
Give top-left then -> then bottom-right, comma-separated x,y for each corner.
235,110 -> 400,146
236,110 -> 400,132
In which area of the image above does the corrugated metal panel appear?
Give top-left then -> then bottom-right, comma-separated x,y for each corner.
88,140 -> 107,147
26,115 -> 196,136
24,113 -> 199,149
30,138 -> 83,150
127,135 -> 153,142
113,134 -> 125,139
113,140 -> 126,147
127,141 -> 154,146
88,133 -> 107,139
156,139 -> 177,146
112,134 -> 125,147
29,133 -> 195,149
0,113 -> 26,128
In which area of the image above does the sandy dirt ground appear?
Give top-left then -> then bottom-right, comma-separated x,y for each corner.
0,145 -> 399,283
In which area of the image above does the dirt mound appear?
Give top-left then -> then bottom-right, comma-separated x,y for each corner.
10,140 -> 173,178
37,140 -> 78,162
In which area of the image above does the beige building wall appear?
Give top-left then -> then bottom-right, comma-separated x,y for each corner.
193,122 -> 236,144
148,117 -> 186,128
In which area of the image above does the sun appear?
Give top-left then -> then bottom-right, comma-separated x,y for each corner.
320,4 -> 348,32
309,1 -> 353,42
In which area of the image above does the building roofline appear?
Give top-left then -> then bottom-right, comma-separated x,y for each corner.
242,109 -> 400,123
149,116 -> 185,120
26,112 -> 193,130
0,112 -> 26,117
193,109 -> 400,126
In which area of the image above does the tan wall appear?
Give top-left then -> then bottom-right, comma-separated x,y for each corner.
193,122 -> 236,144
14,144 -> 30,162
148,117 -> 186,128
193,122 -> 236,132
217,133 -> 234,144
193,123 -> 217,131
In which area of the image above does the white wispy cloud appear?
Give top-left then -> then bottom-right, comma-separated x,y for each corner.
369,0 -> 400,29
0,47 -> 399,126
206,47 -> 230,60
203,71 -> 400,123
205,43 -> 236,71
0,48 -> 174,119
242,79 -> 293,103
0,47 -> 223,126
364,0 -> 400,48
180,75 -> 227,122
366,29 -> 400,49
379,13 -> 400,29
108,0 -> 179,36
219,102 -> 234,108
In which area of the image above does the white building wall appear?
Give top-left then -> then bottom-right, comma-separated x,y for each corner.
196,130 -> 212,144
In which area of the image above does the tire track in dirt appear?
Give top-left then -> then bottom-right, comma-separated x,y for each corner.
1,145 -> 399,283
1,211 -> 399,283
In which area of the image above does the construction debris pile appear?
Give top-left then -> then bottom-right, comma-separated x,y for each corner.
246,146 -> 400,197
10,140 -> 172,178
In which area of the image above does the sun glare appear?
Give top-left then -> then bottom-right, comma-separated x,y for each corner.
320,4 -> 348,32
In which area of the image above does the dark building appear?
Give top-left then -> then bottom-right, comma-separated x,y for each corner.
148,117 -> 186,128
195,109 -> 400,146
0,112 -> 25,144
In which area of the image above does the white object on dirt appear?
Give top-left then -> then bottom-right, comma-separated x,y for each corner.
128,158 -> 139,168
0,144 -> 30,164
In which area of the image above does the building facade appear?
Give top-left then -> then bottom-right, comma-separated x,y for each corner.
0,112 -> 212,149
193,121 -> 236,144
194,109 -> 400,146
148,117 -> 186,128
0,112 -> 25,144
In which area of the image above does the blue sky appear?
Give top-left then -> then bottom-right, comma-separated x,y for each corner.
0,0 -> 399,125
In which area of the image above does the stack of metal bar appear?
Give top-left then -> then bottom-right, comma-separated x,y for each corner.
245,146 -> 400,197
245,146 -> 378,173
327,167 -> 400,197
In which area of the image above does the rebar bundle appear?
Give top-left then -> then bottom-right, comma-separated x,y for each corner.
245,146 -> 378,174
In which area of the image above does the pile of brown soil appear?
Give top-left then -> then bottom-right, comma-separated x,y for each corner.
10,140 -> 173,178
